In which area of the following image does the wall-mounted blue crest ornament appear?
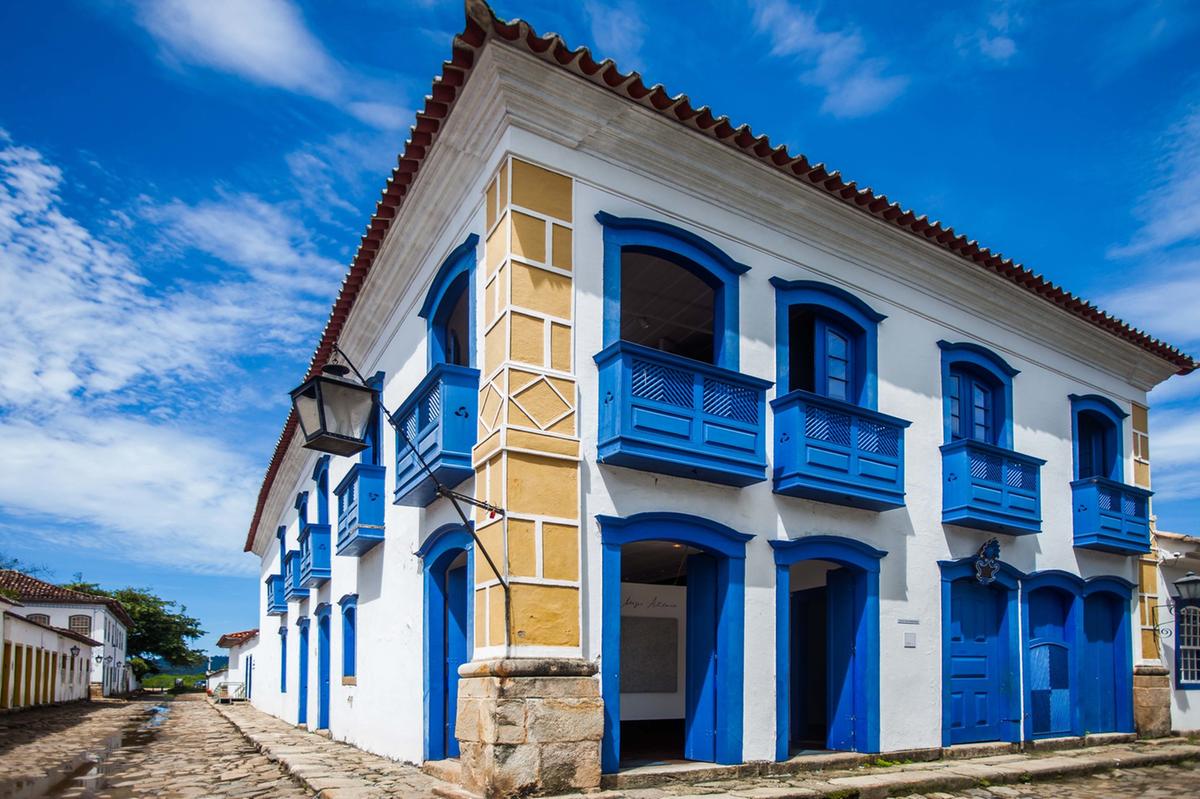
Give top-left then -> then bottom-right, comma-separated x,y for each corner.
974,538 -> 1001,585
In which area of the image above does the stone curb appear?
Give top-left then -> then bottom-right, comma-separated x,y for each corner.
209,701 -> 331,797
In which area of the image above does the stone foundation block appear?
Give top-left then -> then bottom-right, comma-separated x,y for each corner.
1133,664 -> 1171,738
456,658 -> 601,797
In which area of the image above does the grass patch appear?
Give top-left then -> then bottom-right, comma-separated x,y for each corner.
142,672 -> 205,689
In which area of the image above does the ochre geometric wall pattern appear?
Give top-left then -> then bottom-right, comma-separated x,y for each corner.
1131,402 -> 1160,661
473,156 -> 581,653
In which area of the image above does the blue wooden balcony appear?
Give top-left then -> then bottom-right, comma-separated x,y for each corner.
594,342 -> 770,487
298,521 -> 331,587
283,551 -> 308,601
266,574 -> 286,616
941,439 -> 1045,535
391,363 -> 479,507
1072,477 -> 1152,555
771,389 -> 910,510
335,463 -> 386,556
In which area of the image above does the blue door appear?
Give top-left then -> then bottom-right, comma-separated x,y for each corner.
1083,592 -> 1120,733
947,579 -> 1006,744
1027,588 -> 1073,738
298,623 -> 309,726
317,615 -> 331,729
826,568 -> 859,751
444,564 -> 469,757
684,553 -> 718,761
245,655 -> 252,700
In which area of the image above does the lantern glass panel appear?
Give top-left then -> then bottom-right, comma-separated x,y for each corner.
293,382 -> 322,440
321,379 -> 375,441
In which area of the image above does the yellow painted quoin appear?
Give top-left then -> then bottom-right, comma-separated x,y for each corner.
1131,402 -> 1161,661
473,157 -> 581,654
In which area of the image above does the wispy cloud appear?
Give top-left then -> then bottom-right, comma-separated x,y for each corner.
0,131 -> 340,572
955,1 -> 1022,64
1108,105 -> 1200,258
751,0 -> 908,118
583,0 -> 646,70
133,0 -> 408,129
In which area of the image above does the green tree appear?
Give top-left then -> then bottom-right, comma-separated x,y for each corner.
61,578 -> 206,679
0,554 -> 51,600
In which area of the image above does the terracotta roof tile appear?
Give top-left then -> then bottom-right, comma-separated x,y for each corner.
243,0 -> 1197,552
216,629 -> 259,649
0,570 -> 133,628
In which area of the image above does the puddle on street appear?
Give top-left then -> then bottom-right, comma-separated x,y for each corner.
0,704 -> 171,799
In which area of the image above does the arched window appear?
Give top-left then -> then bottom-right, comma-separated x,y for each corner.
772,278 -> 885,408
938,342 -> 1019,449
418,235 -> 478,369
598,212 -> 749,370
1178,604 -> 1200,689
340,594 -> 358,680
26,613 -> 49,625
1069,395 -> 1125,482
68,615 -> 91,636
294,491 -> 309,528
313,456 -> 330,526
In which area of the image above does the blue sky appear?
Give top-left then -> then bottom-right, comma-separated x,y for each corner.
0,0 -> 1197,654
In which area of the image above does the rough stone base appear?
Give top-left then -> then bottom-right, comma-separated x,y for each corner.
1134,664 -> 1172,738
456,658 -> 602,798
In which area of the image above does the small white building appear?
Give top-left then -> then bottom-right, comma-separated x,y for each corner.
213,629 -> 259,701
1,595 -> 97,709
0,571 -> 133,697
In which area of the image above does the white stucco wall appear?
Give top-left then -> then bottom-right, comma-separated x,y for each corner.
2,600 -> 94,706
17,603 -> 129,695
243,44 -> 1171,763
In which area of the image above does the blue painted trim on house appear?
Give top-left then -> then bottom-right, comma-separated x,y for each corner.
361,371 -> 386,467
418,234 -> 479,369
771,536 -> 885,759
392,363 -> 480,507
1081,579 -> 1135,731
334,463 -> 387,556
294,490 -> 309,527
771,277 -> 885,410
296,616 -> 310,726
938,557 -> 1022,746
594,341 -> 770,488
1070,477 -> 1152,554
1068,394 -> 1127,482
770,389 -> 910,510
279,626 -> 287,693
940,439 -> 1045,535
597,512 -> 749,773
313,455 -> 331,526
596,211 -> 747,371
1021,570 -> 1084,740
276,526 -> 287,578
1176,599 -> 1200,690
419,523 -> 475,762
938,341 -> 1018,449
315,605 -> 331,729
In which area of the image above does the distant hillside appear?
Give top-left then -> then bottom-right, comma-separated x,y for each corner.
147,655 -> 226,674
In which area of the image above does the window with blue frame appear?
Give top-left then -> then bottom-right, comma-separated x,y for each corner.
1069,395 -> 1125,482
938,342 -> 1018,449
342,602 -> 357,679
418,235 -> 478,370
314,457 -> 330,525
947,365 -> 1001,444
1179,603 -> 1200,689
620,248 -> 718,364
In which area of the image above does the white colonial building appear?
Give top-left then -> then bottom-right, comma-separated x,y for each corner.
0,571 -> 134,697
0,594 -> 97,709
239,3 -> 1196,795
209,629 -> 259,700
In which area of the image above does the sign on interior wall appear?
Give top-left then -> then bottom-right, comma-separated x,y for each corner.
619,582 -> 686,720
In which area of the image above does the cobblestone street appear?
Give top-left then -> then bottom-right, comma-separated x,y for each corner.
1,695 -> 1199,798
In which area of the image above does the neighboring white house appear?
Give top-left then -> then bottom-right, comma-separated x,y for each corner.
213,629 -> 259,701
0,571 -> 134,697
237,3 -> 1196,795
1,595 -> 97,709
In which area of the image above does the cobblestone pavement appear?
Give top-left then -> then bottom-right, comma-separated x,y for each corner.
214,700 -> 450,798
894,761 -> 1200,798
0,694 -> 313,799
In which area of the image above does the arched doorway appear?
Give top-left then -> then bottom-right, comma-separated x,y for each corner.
1082,579 -> 1134,733
419,524 -> 474,761
772,536 -> 884,758
296,617 -> 310,726
1022,572 -> 1082,740
939,558 -> 1021,746
315,603 -> 331,730
598,512 -> 751,773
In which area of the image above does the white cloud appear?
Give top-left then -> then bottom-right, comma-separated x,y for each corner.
1108,106 -> 1200,257
751,0 -> 907,118
955,1 -> 1022,64
583,0 -> 646,70
0,132 -> 340,573
134,0 -> 408,130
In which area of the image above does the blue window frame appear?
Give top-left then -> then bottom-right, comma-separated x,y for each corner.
597,211 -> 749,371
279,627 -> 287,693
1177,601 -> 1200,690
361,372 -> 385,467
339,594 -> 358,679
772,278 -> 885,409
313,456 -> 330,526
1069,394 -> 1125,482
294,491 -> 309,528
418,235 -> 478,370
938,341 -> 1018,449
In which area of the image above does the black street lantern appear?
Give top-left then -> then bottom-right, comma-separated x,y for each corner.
289,364 -> 377,457
1174,571 -> 1200,601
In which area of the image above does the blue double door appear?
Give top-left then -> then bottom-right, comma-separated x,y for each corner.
441,564 -> 470,758
946,580 -> 1011,744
